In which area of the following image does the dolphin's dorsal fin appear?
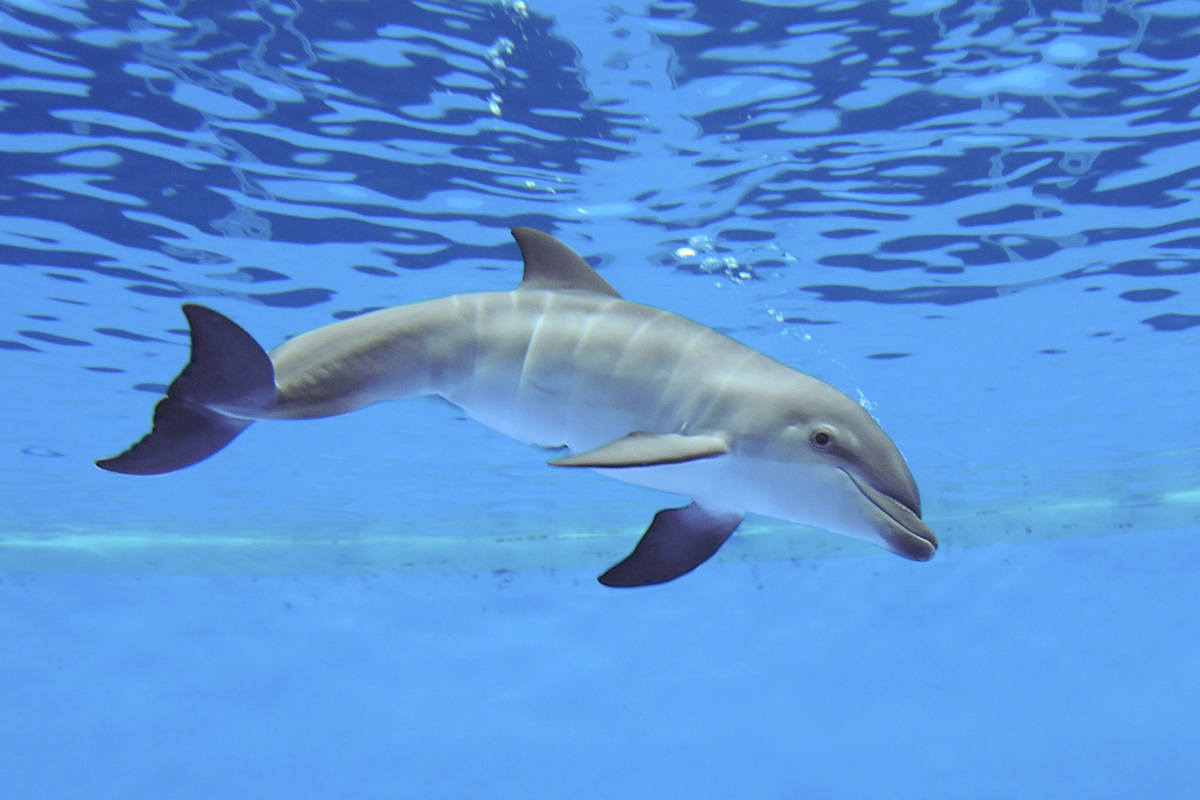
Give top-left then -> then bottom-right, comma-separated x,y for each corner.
511,227 -> 622,298
547,431 -> 729,468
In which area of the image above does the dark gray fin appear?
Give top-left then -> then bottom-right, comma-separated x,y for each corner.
95,398 -> 253,475
548,432 -> 729,468
600,503 -> 743,587
511,227 -> 622,298
95,304 -> 275,476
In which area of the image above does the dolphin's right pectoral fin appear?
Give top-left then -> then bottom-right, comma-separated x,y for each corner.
600,503 -> 743,587
547,432 -> 729,468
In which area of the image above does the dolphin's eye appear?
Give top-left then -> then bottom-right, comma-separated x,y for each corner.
810,428 -> 834,449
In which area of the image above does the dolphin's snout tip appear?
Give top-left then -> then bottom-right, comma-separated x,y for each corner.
893,514 -> 938,562
843,469 -> 939,562
901,526 -> 938,562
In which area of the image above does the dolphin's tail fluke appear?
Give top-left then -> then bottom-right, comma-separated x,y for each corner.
96,304 -> 276,476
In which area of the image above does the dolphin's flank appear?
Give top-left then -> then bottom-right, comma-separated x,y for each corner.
97,227 -> 937,586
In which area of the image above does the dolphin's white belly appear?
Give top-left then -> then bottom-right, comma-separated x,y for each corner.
591,454 -> 889,546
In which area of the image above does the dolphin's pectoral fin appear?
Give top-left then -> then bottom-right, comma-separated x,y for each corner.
96,304 -> 275,476
547,432 -> 729,468
600,503 -> 743,587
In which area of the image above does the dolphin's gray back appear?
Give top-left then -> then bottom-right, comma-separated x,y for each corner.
266,289 -> 788,452
446,290 -> 771,450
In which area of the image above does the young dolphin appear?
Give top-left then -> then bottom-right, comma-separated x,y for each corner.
97,228 -> 936,586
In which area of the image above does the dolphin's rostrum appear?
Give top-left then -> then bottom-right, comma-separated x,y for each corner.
97,228 -> 937,585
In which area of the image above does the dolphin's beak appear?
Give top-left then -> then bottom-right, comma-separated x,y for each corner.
843,470 -> 938,561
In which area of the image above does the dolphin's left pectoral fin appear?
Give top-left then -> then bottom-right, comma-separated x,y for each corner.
600,502 -> 743,587
547,432 -> 728,468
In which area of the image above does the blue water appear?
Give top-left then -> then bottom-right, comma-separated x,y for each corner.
2,0 -> 1198,797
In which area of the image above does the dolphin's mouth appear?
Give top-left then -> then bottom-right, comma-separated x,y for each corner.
843,470 -> 938,562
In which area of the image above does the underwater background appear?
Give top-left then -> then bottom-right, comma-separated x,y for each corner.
2,0 -> 1199,797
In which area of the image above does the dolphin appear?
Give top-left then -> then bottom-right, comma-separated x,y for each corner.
96,228 -> 936,586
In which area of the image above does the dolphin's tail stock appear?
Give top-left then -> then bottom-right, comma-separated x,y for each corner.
96,304 -> 276,476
